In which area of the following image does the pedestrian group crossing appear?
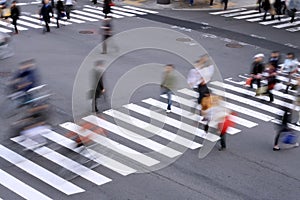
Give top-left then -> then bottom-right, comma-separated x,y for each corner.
0,4 -> 158,33
1,72 -> 299,199
210,8 -> 300,33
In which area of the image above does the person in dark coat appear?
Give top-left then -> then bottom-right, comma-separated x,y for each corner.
262,0 -> 271,21
40,0 -> 54,32
269,51 -> 281,70
91,60 -> 105,113
10,0 -> 20,34
102,0 -> 111,18
272,0 -> 282,20
250,53 -> 265,89
56,0 -> 65,28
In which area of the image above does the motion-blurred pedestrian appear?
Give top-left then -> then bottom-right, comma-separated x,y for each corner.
64,0 -> 74,20
269,51 -> 281,70
250,53 -> 265,89
262,0 -> 271,21
10,0 -> 20,34
101,17 -> 112,54
56,0 -> 65,28
103,0 -> 111,18
91,60 -> 105,113
281,52 -> 299,93
161,64 -> 176,113
264,63 -> 277,102
40,0 -> 54,33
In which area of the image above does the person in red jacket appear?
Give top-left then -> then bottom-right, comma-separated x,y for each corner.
218,112 -> 236,151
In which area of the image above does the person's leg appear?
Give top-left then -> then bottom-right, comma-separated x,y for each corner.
263,10 -> 267,21
224,0 -> 228,10
167,90 -> 172,111
56,15 -> 60,28
209,0 -> 213,6
220,134 -> 226,149
13,19 -> 18,34
273,131 -> 281,150
257,78 -> 261,88
269,90 -> 274,102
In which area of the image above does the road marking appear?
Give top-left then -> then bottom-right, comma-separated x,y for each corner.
122,6 -> 159,14
0,145 -> 84,195
9,19 -> 42,28
0,27 -> 12,33
104,109 -> 202,149
273,20 -> 300,28
222,10 -> 258,17
83,115 -> 182,158
178,88 -> 274,122
43,130 -> 137,176
20,16 -> 55,27
210,81 -> 299,111
259,17 -> 291,25
112,6 -> 147,15
11,136 -> 112,186
123,103 -> 220,142
0,21 -> 28,31
83,6 -> 124,18
234,13 -> 265,19
209,8 -> 247,15
72,10 -> 104,20
70,13 -> 98,21
0,169 -> 52,200
31,14 -> 72,26
60,122 -> 160,167
286,26 -> 300,32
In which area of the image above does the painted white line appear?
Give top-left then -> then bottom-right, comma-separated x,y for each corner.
259,17 -> 291,25
222,10 -> 258,17
210,81 -> 299,111
122,6 -> 159,14
0,27 -> 12,33
104,109 -> 202,150
12,19 -> 43,28
178,88 -> 274,122
83,5 -> 124,18
60,122 -> 160,167
0,145 -> 84,195
83,8 -> 123,18
70,13 -> 98,21
72,10 -> 104,20
112,6 -> 147,15
209,8 -> 247,15
11,136 -> 112,186
43,130 -> 136,176
0,21 -> 28,31
247,16 -> 270,22
143,98 -> 240,135
286,26 -> 300,32
31,14 -> 72,26
0,169 -> 52,200
161,91 -> 258,128
123,103 -> 220,142
271,119 -> 300,132
273,20 -> 300,28
83,115 -> 181,158
234,12 -> 265,19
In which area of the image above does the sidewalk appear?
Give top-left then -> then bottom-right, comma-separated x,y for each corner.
121,0 -> 256,10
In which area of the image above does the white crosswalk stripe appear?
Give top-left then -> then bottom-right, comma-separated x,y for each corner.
209,8 -> 300,32
0,145 -> 85,195
0,5 -> 158,33
0,169 -> 52,200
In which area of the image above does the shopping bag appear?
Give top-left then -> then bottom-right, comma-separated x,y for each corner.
245,77 -> 252,86
255,86 -> 267,95
282,131 -> 298,144
2,8 -> 11,18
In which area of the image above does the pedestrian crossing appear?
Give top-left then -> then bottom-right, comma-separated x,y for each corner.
0,4 -> 158,33
1,72 -> 300,199
209,8 -> 300,33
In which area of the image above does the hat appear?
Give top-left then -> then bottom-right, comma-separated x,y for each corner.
253,53 -> 265,59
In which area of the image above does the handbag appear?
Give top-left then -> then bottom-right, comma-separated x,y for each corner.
245,77 -> 253,86
255,86 -> 267,95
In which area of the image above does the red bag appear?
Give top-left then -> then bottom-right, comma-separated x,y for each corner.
109,1 -> 115,6
218,114 -> 236,135
245,77 -> 252,86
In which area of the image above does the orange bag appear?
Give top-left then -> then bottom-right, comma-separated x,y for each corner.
245,77 -> 252,86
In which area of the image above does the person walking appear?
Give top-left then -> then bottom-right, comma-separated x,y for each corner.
10,0 -> 20,34
250,53 -> 265,90
221,0 -> 228,10
257,0 -> 262,13
101,17 -> 112,54
264,63 -> 277,102
102,0 -> 111,18
269,51 -> 281,70
56,0 -> 65,28
161,64 -> 176,113
64,0 -> 73,20
91,60 -> 105,113
281,52 -> 299,94
273,0 -> 282,20
217,111 -> 236,151
262,0 -> 272,21
40,0 -> 54,33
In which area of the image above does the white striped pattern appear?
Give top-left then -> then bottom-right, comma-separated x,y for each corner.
123,103 -> 220,142
11,136 -> 112,186
83,115 -> 182,158
0,169 -> 52,200
60,122 -> 160,167
103,109 -> 203,149
122,6 -> 159,14
0,145 -> 85,195
0,21 -> 28,31
209,8 -> 247,15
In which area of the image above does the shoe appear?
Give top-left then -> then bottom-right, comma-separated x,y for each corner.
166,109 -> 171,113
218,147 -> 226,151
273,147 -> 280,151
295,122 -> 300,126
293,143 -> 299,147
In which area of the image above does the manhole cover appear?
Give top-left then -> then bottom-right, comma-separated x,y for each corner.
79,30 -> 95,34
176,37 -> 192,42
225,43 -> 243,48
